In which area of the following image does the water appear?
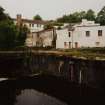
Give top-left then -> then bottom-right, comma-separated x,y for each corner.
0,76 -> 105,105
0,54 -> 105,105
0,78 -> 8,81
15,89 -> 67,105
0,77 -> 69,105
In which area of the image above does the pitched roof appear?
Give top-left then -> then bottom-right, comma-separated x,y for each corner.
12,18 -> 48,25
22,19 -> 48,24
32,28 -> 54,34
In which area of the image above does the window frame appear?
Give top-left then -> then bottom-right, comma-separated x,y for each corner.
86,31 -> 90,37
68,32 -> 71,37
98,30 -> 102,37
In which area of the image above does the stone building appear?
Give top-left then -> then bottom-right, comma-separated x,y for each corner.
26,29 -> 56,47
13,14 -> 57,47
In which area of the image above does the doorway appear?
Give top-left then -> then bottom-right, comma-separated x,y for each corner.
75,42 -> 78,48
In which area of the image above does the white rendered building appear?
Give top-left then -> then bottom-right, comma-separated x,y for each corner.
56,19 -> 105,49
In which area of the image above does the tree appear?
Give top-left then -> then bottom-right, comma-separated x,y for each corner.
69,12 -> 81,23
0,20 -> 17,49
0,6 -> 28,49
85,9 -> 96,21
16,25 -> 29,46
0,6 -> 10,21
0,6 -> 17,49
96,6 -> 105,25
79,11 -> 86,20
44,23 -> 54,30
56,10 -> 95,23
33,14 -> 42,20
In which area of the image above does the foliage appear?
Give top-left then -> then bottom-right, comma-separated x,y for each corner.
52,22 -> 64,26
57,26 -> 62,30
44,23 -> 54,30
0,6 -> 28,49
85,9 -> 96,21
56,10 -> 96,23
0,20 -> 17,49
33,14 -> 42,20
0,6 -> 10,21
96,6 -> 105,25
79,11 -> 86,20
16,25 -> 29,46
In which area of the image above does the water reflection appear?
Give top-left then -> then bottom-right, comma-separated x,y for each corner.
15,89 -> 67,105
0,86 -> 67,105
0,76 -> 104,105
0,78 -> 8,81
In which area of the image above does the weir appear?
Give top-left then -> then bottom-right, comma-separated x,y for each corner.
0,52 -> 105,88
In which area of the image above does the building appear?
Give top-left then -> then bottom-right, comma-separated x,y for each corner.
13,14 -> 47,33
56,19 -> 105,49
13,14 -> 57,47
26,29 -> 56,47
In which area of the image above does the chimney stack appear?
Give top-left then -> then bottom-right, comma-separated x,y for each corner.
17,14 -> 22,26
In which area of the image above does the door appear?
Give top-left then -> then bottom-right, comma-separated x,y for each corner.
75,42 -> 78,48
69,42 -> 71,49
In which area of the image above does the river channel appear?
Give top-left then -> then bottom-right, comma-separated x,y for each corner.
0,53 -> 105,104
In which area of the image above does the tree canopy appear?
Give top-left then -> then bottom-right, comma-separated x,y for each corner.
56,9 -> 96,23
0,20 -> 17,49
33,14 -> 42,20
16,25 -> 29,46
44,23 -> 54,30
0,6 -> 10,21
96,6 -> 105,25
0,6 -> 28,49
85,9 -> 96,21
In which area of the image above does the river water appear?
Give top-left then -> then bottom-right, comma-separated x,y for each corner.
0,54 -> 105,104
15,89 -> 67,105
0,76 -> 105,105
0,77 -> 69,105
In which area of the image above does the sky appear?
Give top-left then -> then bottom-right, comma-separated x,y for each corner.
0,0 -> 105,20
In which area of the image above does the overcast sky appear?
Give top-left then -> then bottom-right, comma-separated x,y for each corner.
0,0 -> 105,20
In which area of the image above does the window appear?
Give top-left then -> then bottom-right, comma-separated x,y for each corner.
68,32 -> 71,37
98,30 -> 102,36
64,42 -> 67,48
69,42 -> 71,48
37,24 -> 40,27
29,24 -> 31,27
86,31 -> 90,37
75,42 -> 78,48
96,42 -> 100,46
39,24 -> 41,27
32,24 -> 34,27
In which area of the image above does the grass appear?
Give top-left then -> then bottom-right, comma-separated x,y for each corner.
0,47 -> 105,60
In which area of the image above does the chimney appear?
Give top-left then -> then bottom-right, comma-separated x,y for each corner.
16,14 -> 22,26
